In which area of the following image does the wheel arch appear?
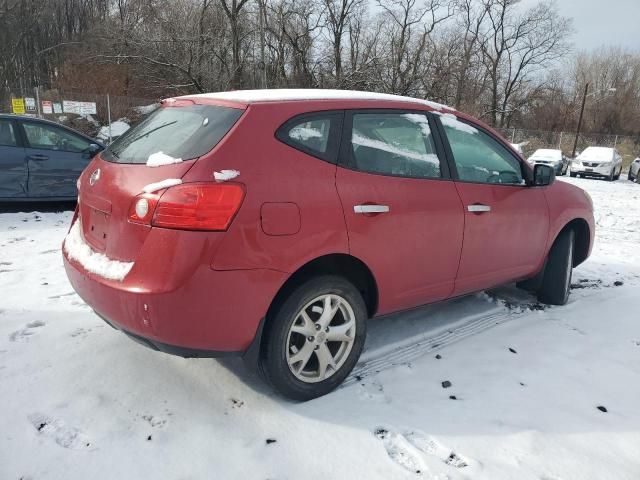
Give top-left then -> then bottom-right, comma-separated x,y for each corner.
556,217 -> 591,267
242,253 -> 379,369
266,253 -> 379,323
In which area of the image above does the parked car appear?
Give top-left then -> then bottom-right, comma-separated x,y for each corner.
570,146 -> 623,181
527,148 -> 569,175
628,157 -> 640,182
0,114 -> 103,200
62,89 -> 595,400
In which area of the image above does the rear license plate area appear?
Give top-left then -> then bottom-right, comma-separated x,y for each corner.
87,207 -> 110,251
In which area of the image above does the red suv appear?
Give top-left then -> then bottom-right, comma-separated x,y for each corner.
63,90 -> 595,400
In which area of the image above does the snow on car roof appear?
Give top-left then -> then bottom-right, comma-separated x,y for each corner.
578,146 -> 615,160
530,149 -> 562,159
181,89 -> 454,111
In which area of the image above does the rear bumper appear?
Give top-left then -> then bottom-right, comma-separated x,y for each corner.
570,164 -> 613,176
63,225 -> 288,354
96,310 -> 241,357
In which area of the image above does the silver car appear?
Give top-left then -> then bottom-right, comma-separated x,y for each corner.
527,148 -> 569,175
628,157 -> 640,183
570,146 -> 623,181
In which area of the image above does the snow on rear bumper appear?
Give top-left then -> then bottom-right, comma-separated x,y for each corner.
63,220 -> 134,281
62,226 -> 288,352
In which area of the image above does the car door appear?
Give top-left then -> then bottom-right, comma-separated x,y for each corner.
336,110 -> 465,315
434,113 -> 549,296
20,120 -> 95,198
0,118 -> 27,198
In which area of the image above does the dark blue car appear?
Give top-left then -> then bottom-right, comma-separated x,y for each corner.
0,114 -> 103,200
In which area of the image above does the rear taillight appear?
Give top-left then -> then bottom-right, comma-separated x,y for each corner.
151,183 -> 245,231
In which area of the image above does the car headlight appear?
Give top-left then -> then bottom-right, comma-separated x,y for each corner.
600,161 -> 611,167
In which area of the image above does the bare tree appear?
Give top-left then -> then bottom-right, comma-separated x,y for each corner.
322,0 -> 363,86
376,0 -> 453,95
219,0 -> 251,88
479,0 -> 572,127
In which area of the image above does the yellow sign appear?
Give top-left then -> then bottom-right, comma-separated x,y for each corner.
11,98 -> 25,114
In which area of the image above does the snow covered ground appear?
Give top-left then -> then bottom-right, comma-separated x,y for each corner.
1,176 -> 639,480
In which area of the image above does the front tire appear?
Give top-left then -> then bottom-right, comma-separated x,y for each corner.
259,275 -> 367,401
538,229 -> 574,306
607,168 -> 615,181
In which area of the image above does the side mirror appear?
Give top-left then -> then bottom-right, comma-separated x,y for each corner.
533,164 -> 555,186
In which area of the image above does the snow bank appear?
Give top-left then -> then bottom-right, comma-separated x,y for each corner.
214,169 -> 240,181
133,103 -> 160,115
82,114 -> 100,127
63,220 -> 133,281
142,178 -> 182,193
96,120 -> 130,141
147,152 -> 183,167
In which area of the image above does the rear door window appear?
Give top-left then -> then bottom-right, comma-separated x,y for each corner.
347,112 -> 442,179
103,104 -> 243,164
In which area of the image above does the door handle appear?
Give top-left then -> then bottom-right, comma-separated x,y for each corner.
467,204 -> 491,213
28,154 -> 49,161
354,204 -> 390,214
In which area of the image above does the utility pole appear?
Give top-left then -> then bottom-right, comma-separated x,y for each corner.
257,0 -> 267,89
572,83 -> 589,158
107,94 -> 112,144
34,86 -> 41,118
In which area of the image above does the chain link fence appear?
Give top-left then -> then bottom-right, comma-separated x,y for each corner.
1,87 -> 159,144
498,127 -> 640,170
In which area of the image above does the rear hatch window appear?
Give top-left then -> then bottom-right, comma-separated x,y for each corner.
102,104 -> 243,164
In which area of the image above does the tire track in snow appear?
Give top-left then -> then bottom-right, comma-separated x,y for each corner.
345,309 -> 517,385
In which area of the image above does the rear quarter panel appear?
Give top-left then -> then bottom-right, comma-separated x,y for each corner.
183,101 -> 350,273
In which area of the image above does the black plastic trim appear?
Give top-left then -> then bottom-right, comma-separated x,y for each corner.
94,311 -> 242,359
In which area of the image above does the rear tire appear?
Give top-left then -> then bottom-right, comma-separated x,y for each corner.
570,172 -> 577,178
538,229 -> 574,306
259,275 -> 367,401
629,166 -> 634,181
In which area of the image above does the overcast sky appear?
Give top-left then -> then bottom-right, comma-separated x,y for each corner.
521,0 -> 640,52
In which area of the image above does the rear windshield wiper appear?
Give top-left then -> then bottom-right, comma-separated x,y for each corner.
126,121 -> 178,146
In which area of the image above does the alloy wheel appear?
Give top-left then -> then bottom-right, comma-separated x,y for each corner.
285,294 -> 356,383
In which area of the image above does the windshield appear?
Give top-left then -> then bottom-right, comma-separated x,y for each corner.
102,104 -> 243,164
578,147 -> 613,161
